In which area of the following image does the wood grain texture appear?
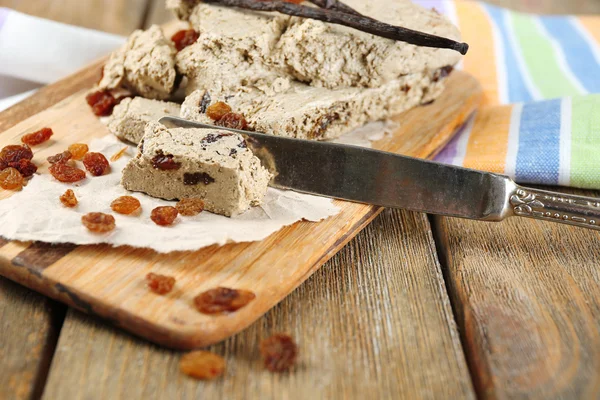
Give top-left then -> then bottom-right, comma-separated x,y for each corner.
0,71 -> 481,349
434,190 -> 600,399
42,209 -> 474,400
0,0 -> 150,35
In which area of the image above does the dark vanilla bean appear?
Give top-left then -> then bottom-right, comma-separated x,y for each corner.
204,0 -> 468,55
308,0 -> 361,16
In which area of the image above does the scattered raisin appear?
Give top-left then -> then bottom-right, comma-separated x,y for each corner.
309,113 -> 340,139
238,139 -> 247,149
171,29 -> 200,51
151,150 -> 181,170
0,167 -> 24,190
216,113 -> 248,130
151,206 -> 178,226
401,84 -> 411,93
193,287 -> 256,315
180,351 -> 225,380
111,196 -> 141,215
68,143 -> 89,160
47,150 -> 72,164
206,102 -> 232,121
199,91 -> 211,113
22,127 -> 53,146
176,198 -> 205,216
83,152 -> 110,176
81,212 -> 115,233
110,146 -> 128,162
260,334 -> 298,372
86,90 -> 117,116
49,162 -> 86,183
8,159 -> 37,177
433,65 -> 454,82
229,148 -> 237,157
60,189 -> 78,208
146,273 -> 176,294
183,172 -> 215,185
0,158 -> 7,170
201,133 -> 232,144
0,144 -> 33,163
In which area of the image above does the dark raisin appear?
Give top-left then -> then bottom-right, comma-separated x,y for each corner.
83,152 -> 110,176
199,91 -> 212,113
201,133 -> 232,144
229,148 -> 237,157
152,150 -> 181,170
193,287 -> 256,315
309,113 -> 340,139
171,29 -> 200,51
238,139 -> 247,149
47,150 -> 72,164
0,144 -> 33,163
216,113 -> 248,130
22,127 -> 53,146
184,172 -> 215,185
260,334 -> 298,372
86,90 -> 117,116
433,65 -> 454,82
8,159 -> 37,177
401,84 -> 411,93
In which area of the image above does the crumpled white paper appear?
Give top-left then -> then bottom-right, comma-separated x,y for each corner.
0,136 -> 340,253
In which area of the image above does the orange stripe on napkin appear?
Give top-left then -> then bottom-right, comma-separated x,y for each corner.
462,105 -> 513,173
578,15 -> 600,47
455,2 -> 500,106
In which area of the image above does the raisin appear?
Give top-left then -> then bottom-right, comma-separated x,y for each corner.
47,150 -> 72,164
86,90 -> 117,117
433,65 -> 454,82
171,29 -> 200,51
68,143 -> 89,160
111,196 -> 141,215
151,206 -> 178,226
8,159 -> 37,177
229,148 -> 237,157
401,84 -> 411,93
81,212 -> 115,233
110,146 -> 128,162
183,172 -> 215,186
0,144 -> 33,163
0,167 -> 24,190
206,102 -> 232,121
146,273 -> 176,294
0,158 -> 7,170
180,351 -> 225,380
49,162 -> 86,183
193,287 -> 256,315
201,133 -> 232,144
60,189 -> 78,208
309,113 -> 340,139
238,139 -> 247,149
151,150 -> 181,170
22,127 -> 53,146
176,198 -> 205,216
199,91 -> 211,113
260,334 -> 298,372
216,113 -> 248,130
83,152 -> 110,176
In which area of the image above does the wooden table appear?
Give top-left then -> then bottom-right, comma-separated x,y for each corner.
1,1 -> 600,399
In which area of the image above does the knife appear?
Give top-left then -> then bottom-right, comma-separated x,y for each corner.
160,116 -> 600,231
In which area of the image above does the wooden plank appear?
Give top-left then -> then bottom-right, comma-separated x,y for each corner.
0,70 -> 481,348
0,0 -> 151,35
42,209 -> 475,400
434,189 -> 600,399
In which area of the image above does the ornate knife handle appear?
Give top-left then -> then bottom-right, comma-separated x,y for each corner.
510,186 -> 600,230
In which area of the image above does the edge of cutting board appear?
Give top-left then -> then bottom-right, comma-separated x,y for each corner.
0,68 -> 482,349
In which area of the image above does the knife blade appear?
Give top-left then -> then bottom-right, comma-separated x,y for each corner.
160,116 -> 600,231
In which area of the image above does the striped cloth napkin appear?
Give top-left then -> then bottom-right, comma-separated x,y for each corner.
420,1 -> 600,189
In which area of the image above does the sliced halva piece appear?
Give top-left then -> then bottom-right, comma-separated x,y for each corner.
98,25 -> 177,100
107,97 -> 181,144
181,68 -> 447,140
121,123 -> 271,217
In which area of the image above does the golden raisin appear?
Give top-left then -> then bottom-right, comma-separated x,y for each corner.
60,189 -> 78,208
8,159 -> 37,177
146,273 -> 176,295
68,143 -> 89,160
0,144 -> 33,163
111,196 -> 141,215
180,351 -> 225,380
176,198 -> 205,216
21,127 -> 53,146
83,152 -> 110,176
216,112 -> 248,130
110,146 -> 128,162
206,102 -> 232,121
193,287 -> 256,315
81,212 -> 115,233
47,150 -> 72,164
150,206 -> 178,226
86,90 -> 117,116
260,334 -> 298,372
49,162 -> 86,183
0,167 -> 24,190
171,29 -> 200,51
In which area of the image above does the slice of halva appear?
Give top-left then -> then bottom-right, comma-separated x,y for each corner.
107,97 -> 181,144
98,25 -> 177,100
121,123 -> 271,217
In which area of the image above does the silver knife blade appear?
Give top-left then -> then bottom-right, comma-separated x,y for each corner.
160,116 -> 515,221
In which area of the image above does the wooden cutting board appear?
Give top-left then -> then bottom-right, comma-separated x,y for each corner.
0,67 -> 481,349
